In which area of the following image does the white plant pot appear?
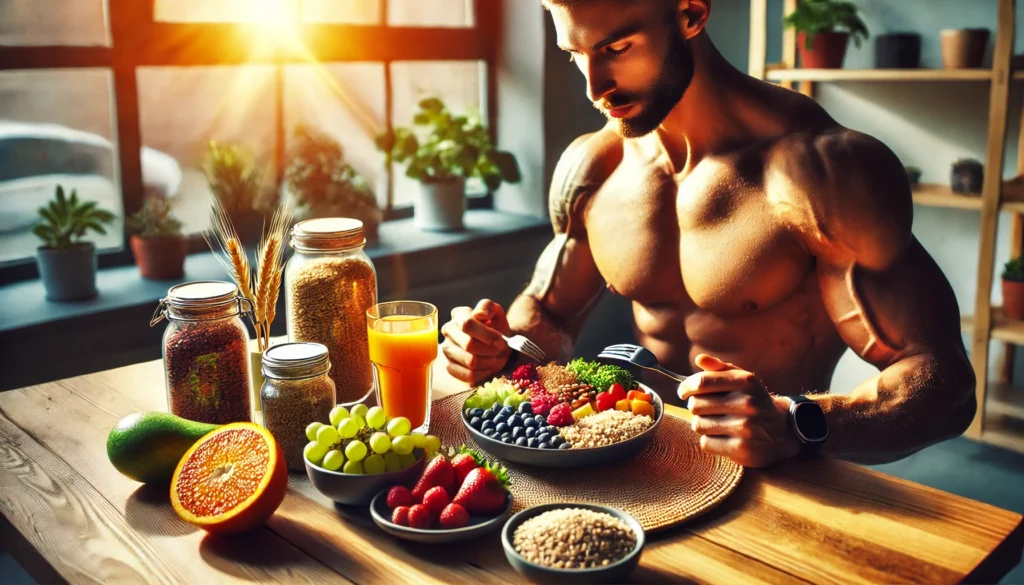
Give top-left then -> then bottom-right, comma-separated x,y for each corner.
415,177 -> 466,232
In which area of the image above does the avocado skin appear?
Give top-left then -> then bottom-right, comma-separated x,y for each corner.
107,412 -> 219,484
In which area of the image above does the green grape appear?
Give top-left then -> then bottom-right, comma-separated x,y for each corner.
350,414 -> 367,431
304,441 -> 328,465
322,449 -> 345,471
305,422 -> 324,442
369,432 -> 392,454
337,417 -> 360,439
344,439 -> 368,462
410,432 -> 427,449
350,403 -> 369,419
329,405 -> 350,426
424,435 -> 441,456
384,451 -> 402,472
503,396 -> 515,407
366,406 -> 387,430
387,417 -> 411,437
392,435 -> 414,455
364,453 -> 386,475
398,452 -> 417,469
316,425 -> 340,447
343,460 -> 364,475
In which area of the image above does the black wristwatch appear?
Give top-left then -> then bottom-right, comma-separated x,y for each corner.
787,395 -> 829,455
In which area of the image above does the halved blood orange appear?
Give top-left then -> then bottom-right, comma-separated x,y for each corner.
170,422 -> 287,534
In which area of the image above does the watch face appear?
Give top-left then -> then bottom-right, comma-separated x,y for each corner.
793,402 -> 828,442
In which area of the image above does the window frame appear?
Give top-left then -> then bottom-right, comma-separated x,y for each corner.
0,0 -> 500,283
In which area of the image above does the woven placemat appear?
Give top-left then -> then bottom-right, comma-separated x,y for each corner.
429,391 -> 744,532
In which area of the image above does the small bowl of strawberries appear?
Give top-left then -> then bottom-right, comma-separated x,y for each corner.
369,446 -> 514,544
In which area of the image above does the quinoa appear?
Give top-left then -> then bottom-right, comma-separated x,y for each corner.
559,410 -> 653,449
261,375 -> 335,471
536,363 -> 578,389
513,508 -> 637,569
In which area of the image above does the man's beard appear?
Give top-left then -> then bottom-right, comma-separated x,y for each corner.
601,32 -> 694,138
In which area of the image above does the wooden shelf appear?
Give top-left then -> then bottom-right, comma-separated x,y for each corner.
767,68 -> 994,82
961,308 -> 1024,345
911,183 -> 1024,213
988,381 -> 1024,419
981,415 -> 1024,453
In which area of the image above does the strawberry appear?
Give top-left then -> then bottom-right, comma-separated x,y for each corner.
386,485 -> 412,509
546,403 -> 574,426
608,383 -> 627,403
408,504 -> 433,529
439,503 -> 470,529
422,486 -> 450,514
391,506 -> 410,526
451,445 -> 485,486
452,462 -> 510,514
411,455 -> 454,502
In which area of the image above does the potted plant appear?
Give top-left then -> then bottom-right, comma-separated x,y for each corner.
951,159 -> 984,195
202,141 -> 268,246
376,97 -> 521,232
32,185 -> 115,302
784,0 -> 869,70
1002,257 -> 1024,320
127,197 -> 187,280
905,165 -> 922,188
283,124 -> 382,243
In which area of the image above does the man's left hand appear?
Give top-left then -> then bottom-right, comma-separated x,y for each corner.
677,354 -> 801,468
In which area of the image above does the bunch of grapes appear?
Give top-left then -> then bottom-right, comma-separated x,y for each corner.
303,403 -> 441,475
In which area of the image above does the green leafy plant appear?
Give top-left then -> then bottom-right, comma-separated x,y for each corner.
33,185 -> 116,249
784,0 -> 869,49
375,97 -> 521,191
202,141 -> 267,213
126,197 -> 183,238
284,124 -> 382,223
1004,257 -> 1024,282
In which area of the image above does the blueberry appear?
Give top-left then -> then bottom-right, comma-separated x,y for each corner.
524,418 -> 538,429
516,437 -> 528,446
550,436 -> 564,447
525,427 -> 538,438
470,416 -> 482,429
496,423 -> 509,434
501,432 -> 512,440
492,402 -> 503,410
482,410 -> 495,420
538,432 -> 551,444
484,429 -> 496,438
558,442 -> 572,450
508,414 -> 521,428
494,416 -> 507,427
502,406 -> 515,416
512,427 -> 525,439
502,436 -> 515,444
464,408 -> 473,418
534,414 -> 546,424
518,402 -> 533,415
527,438 -> 539,448
482,422 -> 495,433
542,425 -> 556,435
470,408 -> 484,418
538,442 -> 551,449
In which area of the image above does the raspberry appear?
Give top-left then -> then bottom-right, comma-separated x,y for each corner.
511,363 -> 538,382
530,389 -> 560,416
546,403 -> 575,426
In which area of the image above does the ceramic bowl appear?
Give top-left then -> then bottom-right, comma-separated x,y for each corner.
501,503 -> 645,584
369,490 -> 513,544
305,449 -> 426,506
463,385 -> 663,468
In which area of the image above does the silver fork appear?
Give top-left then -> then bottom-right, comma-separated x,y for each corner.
598,344 -> 688,383
503,334 -> 546,363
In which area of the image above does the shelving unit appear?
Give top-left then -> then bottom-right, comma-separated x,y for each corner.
749,0 -> 1024,453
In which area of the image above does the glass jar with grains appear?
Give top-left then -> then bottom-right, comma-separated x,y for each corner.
150,281 -> 254,425
285,218 -> 377,404
260,342 -> 336,471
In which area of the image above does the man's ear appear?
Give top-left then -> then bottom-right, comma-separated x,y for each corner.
676,0 -> 710,40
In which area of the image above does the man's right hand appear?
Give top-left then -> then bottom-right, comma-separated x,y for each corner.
441,299 -> 514,384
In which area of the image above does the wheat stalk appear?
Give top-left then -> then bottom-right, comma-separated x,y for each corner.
252,203 -> 292,351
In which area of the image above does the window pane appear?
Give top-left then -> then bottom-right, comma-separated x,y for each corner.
0,0 -> 109,46
0,69 -> 122,264
283,63 -> 387,211
137,66 -> 279,235
154,0 -> 298,22
388,0 -> 474,27
302,0 -> 380,24
390,60 -> 486,206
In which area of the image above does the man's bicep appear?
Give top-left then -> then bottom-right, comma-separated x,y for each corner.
524,232 -> 605,330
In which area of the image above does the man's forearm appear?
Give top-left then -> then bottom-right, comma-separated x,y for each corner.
506,294 -> 577,363
810,352 -> 976,463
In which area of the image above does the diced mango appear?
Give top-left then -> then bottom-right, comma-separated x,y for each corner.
572,402 -> 595,420
615,399 -> 632,412
631,400 -> 655,418
627,389 -> 653,403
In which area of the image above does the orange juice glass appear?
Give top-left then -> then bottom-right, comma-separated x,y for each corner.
367,301 -> 438,432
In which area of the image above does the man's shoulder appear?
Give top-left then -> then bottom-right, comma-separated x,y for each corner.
549,128 -> 624,233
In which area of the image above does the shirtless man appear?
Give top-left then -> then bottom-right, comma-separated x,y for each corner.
440,0 -> 975,467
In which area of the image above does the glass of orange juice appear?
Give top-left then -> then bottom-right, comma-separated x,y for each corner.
367,301 -> 439,433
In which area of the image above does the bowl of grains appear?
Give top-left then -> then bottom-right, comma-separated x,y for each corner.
501,504 -> 645,584
462,360 -> 663,468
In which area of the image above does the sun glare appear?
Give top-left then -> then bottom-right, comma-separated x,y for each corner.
249,0 -> 301,46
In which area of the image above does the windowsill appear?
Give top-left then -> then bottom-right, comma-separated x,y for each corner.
0,209 -> 549,335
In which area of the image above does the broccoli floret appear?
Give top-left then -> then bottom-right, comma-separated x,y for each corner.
567,358 -> 635,393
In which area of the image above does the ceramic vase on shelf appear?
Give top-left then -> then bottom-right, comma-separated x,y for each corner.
797,31 -> 850,69
940,29 -> 989,69
37,242 -> 99,302
875,33 -> 921,69
415,176 -> 466,232
951,159 -> 984,195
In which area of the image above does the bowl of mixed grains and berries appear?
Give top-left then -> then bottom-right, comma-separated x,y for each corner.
461,359 -> 663,467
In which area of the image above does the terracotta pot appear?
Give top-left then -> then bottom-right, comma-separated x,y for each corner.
1003,279 -> 1024,320
797,31 -> 850,69
130,234 -> 187,280
940,29 -> 989,69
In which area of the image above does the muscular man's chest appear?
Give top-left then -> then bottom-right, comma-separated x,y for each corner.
583,157 -> 813,316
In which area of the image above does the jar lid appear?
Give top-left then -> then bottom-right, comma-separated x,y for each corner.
166,281 -> 239,307
291,218 -> 365,251
262,342 -> 331,379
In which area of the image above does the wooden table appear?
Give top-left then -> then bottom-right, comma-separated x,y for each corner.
1,355 -> 1022,585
